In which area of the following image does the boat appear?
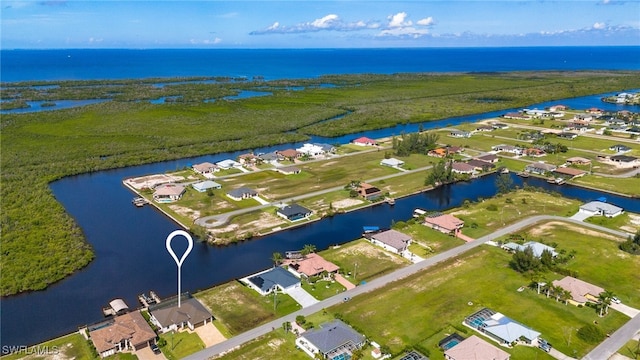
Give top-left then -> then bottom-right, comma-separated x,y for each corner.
386,198 -> 395,205
517,171 -> 530,178
132,197 -> 149,207
413,208 -> 427,218
500,167 -> 510,174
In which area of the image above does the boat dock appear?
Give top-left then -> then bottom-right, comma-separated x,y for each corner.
132,197 -> 149,207
138,291 -> 161,307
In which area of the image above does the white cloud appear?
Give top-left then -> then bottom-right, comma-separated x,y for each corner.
250,14 -> 377,34
593,22 -> 607,29
311,14 -> 339,28
417,17 -> 434,27
378,26 -> 430,38
388,12 -> 411,28
189,37 -> 222,45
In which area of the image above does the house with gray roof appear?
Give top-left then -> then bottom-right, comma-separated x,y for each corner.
524,162 -> 557,175
465,308 -> 540,346
243,266 -> 301,296
579,201 -> 624,218
295,320 -> 366,360
369,229 -> 411,255
502,241 -> 557,258
277,204 -> 312,221
149,296 -> 213,333
192,180 -> 221,192
227,187 -> 258,201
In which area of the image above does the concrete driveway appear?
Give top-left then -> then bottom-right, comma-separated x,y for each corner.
284,286 -> 319,307
611,303 -> 640,318
135,346 -> 166,360
194,323 -> 227,347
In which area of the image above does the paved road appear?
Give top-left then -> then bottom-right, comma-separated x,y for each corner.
582,314 -> 640,360
185,215 -> 632,360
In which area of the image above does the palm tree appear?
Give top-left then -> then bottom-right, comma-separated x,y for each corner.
561,289 -> 572,305
271,252 -> 283,266
301,244 -> 316,256
598,290 -> 615,317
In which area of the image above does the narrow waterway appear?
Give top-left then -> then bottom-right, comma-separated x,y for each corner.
2,93 -> 639,347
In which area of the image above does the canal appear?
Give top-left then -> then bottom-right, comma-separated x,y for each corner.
2,93 -> 639,347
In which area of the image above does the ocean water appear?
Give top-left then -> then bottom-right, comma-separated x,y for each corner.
2,47 -> 639,82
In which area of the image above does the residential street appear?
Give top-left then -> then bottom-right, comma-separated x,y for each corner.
184,215 -> 636,360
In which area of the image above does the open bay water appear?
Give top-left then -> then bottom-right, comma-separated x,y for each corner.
1,47 -> 640,347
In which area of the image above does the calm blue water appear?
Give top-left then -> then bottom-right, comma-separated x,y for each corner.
2,47 -> 640,82
2,48 -> 640,348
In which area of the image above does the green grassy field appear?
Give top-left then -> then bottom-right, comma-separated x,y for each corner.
159,330 -> 206,360
0,333 -> 97,360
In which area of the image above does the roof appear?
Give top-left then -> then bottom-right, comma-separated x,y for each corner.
380,158 -> 404,166
424,213 -> 464,232
552,276 -> 605,304
371,229 -> 411,251
277,204 -> 312,217
477,154 -> 498,162
467,159 -> 495,169
566,157 -> 590,164
227,187 -> 257,198
89,311 -> 156,353
192,180 -> 221,191
154,184 -> 186,196
353,136 -> 377,144
150,297 -> 213,329
451,162 -> 476,173
109,299 -> 129,313
193,162 -> 217,172
301,320 -> 365,354
278,166 -> 300,173
278,149 -> 299,158
554,167 -> 586,177
610,144 -> 631,151
526,162 -> 556,171
286,253 -> 340,277
504,241 -> 557,258
248,267 -> 300,292
580,201 -> 623,215
611,155 -> 638,162
259,151 -> 280,161
483,312 -> 541,343
444,335 -> 510,360
216,159 -> 241,168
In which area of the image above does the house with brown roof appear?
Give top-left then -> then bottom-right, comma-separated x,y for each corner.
358,183 -> 383,201
88,311 -> 157,358
428,148 -> 448,158
554,167 -> 586,179
552,276 -> 604,306
276,166 -> 301,175
237,152 -> 258,165
149,296 -> 214,333
444,335 -> 510,360
566,157 -> 591,165
369,229 -> 411,255
467,159 -> 495,172
524,148 -> 546,157
193,162 -> 218,175
153,184 -> 186,203
476,154 -> 499,163
277,149 -> 301,161
285,253 -> 340,278
451,162 -> 476,175
424,213 -> 464,235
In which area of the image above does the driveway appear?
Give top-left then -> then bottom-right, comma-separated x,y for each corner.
569,211 -> 592,222
135,346 -> 166,360
284,286 -> 319,307
194,323 -> 227,347
611,303 -> 640,318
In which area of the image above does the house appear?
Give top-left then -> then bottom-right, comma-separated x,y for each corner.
244,266 -> 301,296
192,162 -> 218,175
609,144 -> 632,153
586,107 -> 604,115
610,155 -> 638,164
552,276 -> 605,306
502,241 -> 557,258
524,162 -> 557,175
259,151 -> 282,162
476,154 -> 499,163
444,335 -> 510,360
314,143 -> 336,154
153,184 -> 186,203
466,159 -> 496,172
358,183 -> 383,201
285,253 -> 339,278
566,157 -> 591,165
451,162 -> 476,174
524,148 -> 546,157
237,153 -> 258,165
428,148 -> 449,158
554,167 -> 586,179
424,213 -> 464,235
548,104 -> 567,112
277,149 -> 300,161
295,320 -> 366,360
277,204 -> 312,221
557,132 -> 578,140
192,180 -> 222,192
352,136 -> 378,146
465,308 -> 540,346
149,296 -> 214,333
491,122 -> 509,129
369,229 -> 412,255
227,187 -> 258,201
449,129 -> 471,138
503,112 -> 530,120
380,158 -> 405,167
579,201 -> 624,218
524,109 -> 552,118
216,159 -> 242,170
88,311 -> 157,358
297,143 -> 326,156
276,166 -> 301,175
573,113 -> 594,122
492,144 -> 523,156
475,125 -> 494,132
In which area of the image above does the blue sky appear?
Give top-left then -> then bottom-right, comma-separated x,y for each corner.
2,1 -> 639,49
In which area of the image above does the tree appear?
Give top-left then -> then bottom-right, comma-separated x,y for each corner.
271,252 -> 283,266
301,244 -> 316,256
495,173 -> 514,194
510,246 -> 541,273
619,230 -> 640,255
598,290 -> 615,317
577,324 -> 606,344
540,249 -> 554,268
425,160 -> 454,187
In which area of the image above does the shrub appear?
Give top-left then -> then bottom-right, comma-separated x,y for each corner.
577,324 -> 605,344
486,204 -> 498,211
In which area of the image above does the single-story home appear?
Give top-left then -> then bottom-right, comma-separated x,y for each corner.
574,113 -> 594,122
192,180 -> 222,192
476,125 -> 494,132
553,167 -> 586,179
492,145 -> 523,156
297,143 -> 326,156
380,158 -> 405,167
502,241 -> 557,258
566,157 -> 591,165
285,253 -> 340,278
277,204 -> 312,221
449,129 -> 471,138
444,335 -> 510,360
149,296 -> 214,333
465,308 -> 540,346
467,159 -> 496,172
153,184 -> 186,203
579,201 -> 624,218
295,320 -> 366,360
358,183 -> 383,201
491,122 -> 509,129
524,148 -> 546,157
237,153 -> 258,164
428,148 -> 449,158
88,311 -> 157,358
277,149 -> 301,160
352,136 -> 378,146
451,162 -> 476,174
227,187 -> 258,201
276,166 -> 301,175
476,154 -> 499,163
369,229 -> 411,255
552,276 -> 605,306
192,162 -> 218,175
216,159 -> 243,170
610,155 -> 638,164
424,213 -> 464,235
259,151 -> 282,162
548,104 -> 567,112
609,144 -> 632,153
244,266 -> 301,296
524,162 -> 557,175
503,112 -> 530,120
557,132 -> 578,140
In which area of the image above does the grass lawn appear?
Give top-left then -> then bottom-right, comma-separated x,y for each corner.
449,189 -> 581,238
393,220 -> 466,255
195,281 -> 301,336
618,339 -> 640,359
104,354 -> 138,360
215,329 -> 309,360
584,211 -> 640,234
320,239 -> 409,285
301,278 -> 347,300
572,175 -> 640,196
0,333 -> 97,360
159,330 -> 206,360
309,245 -> 629,358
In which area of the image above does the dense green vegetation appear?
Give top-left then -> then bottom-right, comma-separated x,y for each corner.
2,71 -> 640,296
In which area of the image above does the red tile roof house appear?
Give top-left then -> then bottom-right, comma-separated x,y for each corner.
444,335 -> 510,360
152,184 -> 186,203
352,136 -> 378,146
277,149 -> 301,161
524,148 -> 546,157
369,229 -> 412,255
237,152 -> 258,165
552,276 -> 604,306
424,214 -> 464,235
284,253 -> 340,279
192,162 -> 218,175
87,311 -> 157,358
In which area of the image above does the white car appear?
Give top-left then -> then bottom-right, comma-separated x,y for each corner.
611,297 -> 621,304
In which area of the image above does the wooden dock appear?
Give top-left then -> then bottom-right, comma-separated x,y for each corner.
132,197 -> 149,207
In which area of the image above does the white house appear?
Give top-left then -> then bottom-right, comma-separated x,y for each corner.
216,159 -> 242,170
192,180 -> 221,192
380,158 -> 405,167
242,267 -> 301,296
579,201 -> 624,218
296,143 -> 325,156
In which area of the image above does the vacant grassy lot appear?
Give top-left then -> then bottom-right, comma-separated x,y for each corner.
0,333 -> 96,360
301,279 -> 347,300
195,281 -> 301,336
159,330 -> 206,360
618,339 -> 640,359
392,220 -> 466,255
584,211 -> 640,234
214,329 -> 309,360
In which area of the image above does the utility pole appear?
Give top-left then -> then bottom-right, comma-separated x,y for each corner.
354,263 -> 358,281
